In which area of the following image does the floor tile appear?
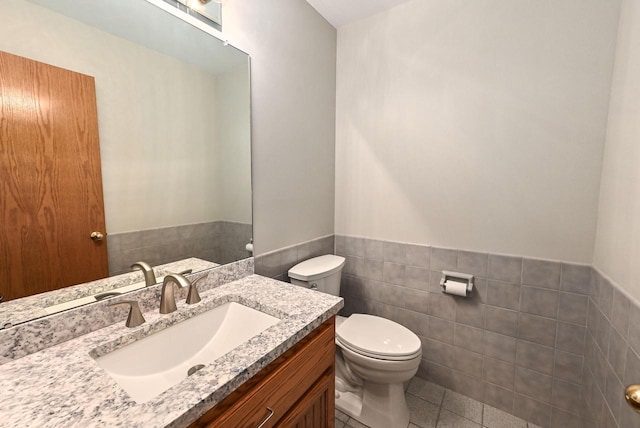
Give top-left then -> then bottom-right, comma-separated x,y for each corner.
335,376 -> 552,428
335,409 -> 350,423
346,418 -> 370,428
407,393 -> 440,428
482,404 -> 527,428
437,409 -> 481,428
442,390 -> 483,424
408,377 -> 446,405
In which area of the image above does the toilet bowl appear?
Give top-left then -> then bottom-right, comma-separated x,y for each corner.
288,255 -> 423,428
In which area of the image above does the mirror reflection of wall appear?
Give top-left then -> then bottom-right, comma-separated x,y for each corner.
0,0 -> 251,305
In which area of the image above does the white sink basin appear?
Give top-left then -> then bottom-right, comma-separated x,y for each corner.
94,302 -> 280,403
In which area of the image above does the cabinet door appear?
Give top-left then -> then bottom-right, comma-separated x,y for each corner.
189,318 -> 335,428
277,369 -> 335,428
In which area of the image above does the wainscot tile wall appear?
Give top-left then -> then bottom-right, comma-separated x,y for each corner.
253,234 -> 640,428
335,235 -> 591,428
107,221 -> 252,275
582,269 -> 640,428
254,235 -> 335,280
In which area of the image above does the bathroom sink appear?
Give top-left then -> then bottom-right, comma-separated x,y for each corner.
94,302 -> 280,403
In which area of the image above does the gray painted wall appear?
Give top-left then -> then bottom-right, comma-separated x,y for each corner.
223,0 -> 337,255
593,0 -> 640,304
335,0 -> 621,263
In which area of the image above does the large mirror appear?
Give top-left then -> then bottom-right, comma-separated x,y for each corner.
0,0 -> 252,326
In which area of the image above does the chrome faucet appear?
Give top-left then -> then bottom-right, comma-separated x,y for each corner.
131,261 -> 157,286
159,273 -> 202,314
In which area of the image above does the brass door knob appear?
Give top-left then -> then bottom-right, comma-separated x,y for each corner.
625,384 -> 640,414
90,231 -> 104,241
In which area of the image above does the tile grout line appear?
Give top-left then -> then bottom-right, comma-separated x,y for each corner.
434,388 -> 446,427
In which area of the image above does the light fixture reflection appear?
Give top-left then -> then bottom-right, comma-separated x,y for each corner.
184,0 -> 211,11
1,87 -> 50,120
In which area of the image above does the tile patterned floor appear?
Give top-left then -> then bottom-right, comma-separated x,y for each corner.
334,378 -> 542,428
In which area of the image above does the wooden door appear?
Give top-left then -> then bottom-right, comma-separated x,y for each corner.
0,50 -> 108,301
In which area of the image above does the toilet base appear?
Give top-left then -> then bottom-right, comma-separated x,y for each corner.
335,379 -> 410,428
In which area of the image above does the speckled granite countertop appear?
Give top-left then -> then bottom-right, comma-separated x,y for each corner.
0,275 -> 343,428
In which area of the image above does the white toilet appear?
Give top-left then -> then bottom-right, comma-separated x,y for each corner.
289,255 -> 422,428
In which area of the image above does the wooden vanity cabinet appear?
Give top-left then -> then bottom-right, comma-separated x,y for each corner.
189,317 -> 336,428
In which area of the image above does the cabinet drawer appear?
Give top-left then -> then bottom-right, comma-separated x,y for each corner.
190,317 -> 336,428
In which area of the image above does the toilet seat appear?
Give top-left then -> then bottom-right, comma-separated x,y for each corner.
336,314 -> 422,361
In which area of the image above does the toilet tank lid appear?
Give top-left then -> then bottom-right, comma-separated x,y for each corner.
288,255 -> 345,281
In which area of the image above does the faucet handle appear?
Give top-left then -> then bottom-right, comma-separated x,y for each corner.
185,278 -> 201,305
109,300 -> 146,328
185,274 -> 210,305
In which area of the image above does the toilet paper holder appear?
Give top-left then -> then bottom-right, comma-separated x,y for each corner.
440,271 -> 474,297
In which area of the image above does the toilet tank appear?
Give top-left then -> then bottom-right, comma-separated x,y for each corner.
288,255 -> 345,296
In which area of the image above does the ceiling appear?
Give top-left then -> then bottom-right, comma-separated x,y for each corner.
305,0 -> 412,28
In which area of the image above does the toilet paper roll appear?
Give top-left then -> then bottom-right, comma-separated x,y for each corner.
245,243 -> 253,253
443,279 -> 468,297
